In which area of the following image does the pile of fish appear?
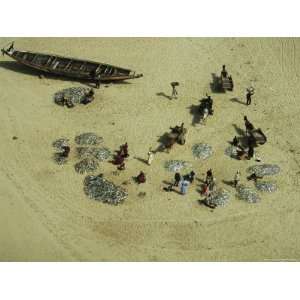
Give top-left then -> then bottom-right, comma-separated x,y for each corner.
53,153 -> 68,165
192,143 -> 213,160
208,188 -> 230,207
52,138 -> 70,165
76,147 -> 111,161
75,132 -> 103,146
52,138 -> 69,150
224,145 -> 238,159
236,184 -> 260,203
255,181 -> 277,193
84,174 -> 128,205
164,160 -> 192,172
247,164 -> 280,177
74,158 -> 99,174
54,87 -> 94,108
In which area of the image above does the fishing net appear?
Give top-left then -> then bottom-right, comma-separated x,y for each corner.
247,164 -> 280,177
76,147 -> 111,161
255,181 -> 277,193
54,87 -> 93,107
84,174 -> 127,205
164,160 -> 192,172
192,143 -> 213,160
208,188 -> 230,207
236,184 -> 260,203
74,132 -> 103,146
74,158 -> 99,174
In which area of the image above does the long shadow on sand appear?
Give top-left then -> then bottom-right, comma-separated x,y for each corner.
188,104 -> 202,126
134,156 -> 148,165
156,92 -> 172,100
232,123 -> 245,136
210,73 -> 224,93
230,97 -> 247,106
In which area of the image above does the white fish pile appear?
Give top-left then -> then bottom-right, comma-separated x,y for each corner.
54,87 -> 93,108
247,164 -> 280,177
192,143 -> 213,160
224,145 -> 238,159
164,160 -> 192,172
52,138 -> 70,165
74,158 -> 99,174
237,184 -> 260,203
76,147 -> 111,161
52,138 -> 69,151
75,132 -> 103,146
53,153 -> 68,165
84,174 -> 128,205
208,188 -> 230,207
255,181 -> 277,193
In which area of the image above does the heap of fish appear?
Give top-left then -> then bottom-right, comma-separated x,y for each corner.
164,160 -> 192,172
75,132 -> 103,146
192,143 -> 213,160
74,158 -> 99,174
208,188 -> 230,207
52,138 -> 69,150
54,87 -> 94,108
84,174 -> 128,205
236,184 -> 260,203
76,147 -> 111,161
247,164 -> 280,177
52,138 -> 70,165
224,145 -> 238,159
255,181 -> 277,193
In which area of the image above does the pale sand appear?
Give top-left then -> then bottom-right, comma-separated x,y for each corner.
0,38 -> 300,261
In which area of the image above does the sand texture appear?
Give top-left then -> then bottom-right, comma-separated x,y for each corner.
0,38 -> 300,261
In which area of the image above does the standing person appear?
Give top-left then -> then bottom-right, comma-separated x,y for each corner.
247,145 -> 254,160
119,142 -> 129,157
221,65 -> 228,78
246,87 -> 255,106
205,169 -> 213,185
188,171 -> 196,184
174,172 -> 181,187
233,170 -> 240,188
244,116 -> 254,135
147,148 -> 154,165
180,179 -> 190,195
171,82 -> 179,99
136,171 -> 146,184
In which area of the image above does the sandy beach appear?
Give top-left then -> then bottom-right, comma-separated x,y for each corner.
0,37 -> 299,261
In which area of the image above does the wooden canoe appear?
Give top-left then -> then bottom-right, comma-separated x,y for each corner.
1,42 -> 143,86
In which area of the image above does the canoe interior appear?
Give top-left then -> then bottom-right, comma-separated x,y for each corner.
11,50 -> 132,79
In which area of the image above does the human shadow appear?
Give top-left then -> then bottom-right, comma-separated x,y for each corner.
222,179 -> 234,187
134,156 -> 148,165
156,92 -> 172,100
232,124 -> 245,136
154,132 -> 173,153
230,97 -> 246,106
188,104 -> 202,126
210,73 -> 224,93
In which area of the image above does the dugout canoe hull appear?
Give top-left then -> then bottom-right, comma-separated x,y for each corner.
1,42 -> 143,83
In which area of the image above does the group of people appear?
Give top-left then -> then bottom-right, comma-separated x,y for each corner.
112,142 -> 129,170
164,171 -> 196,194
105,65 -> 261,207
231,116 -> 261,161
